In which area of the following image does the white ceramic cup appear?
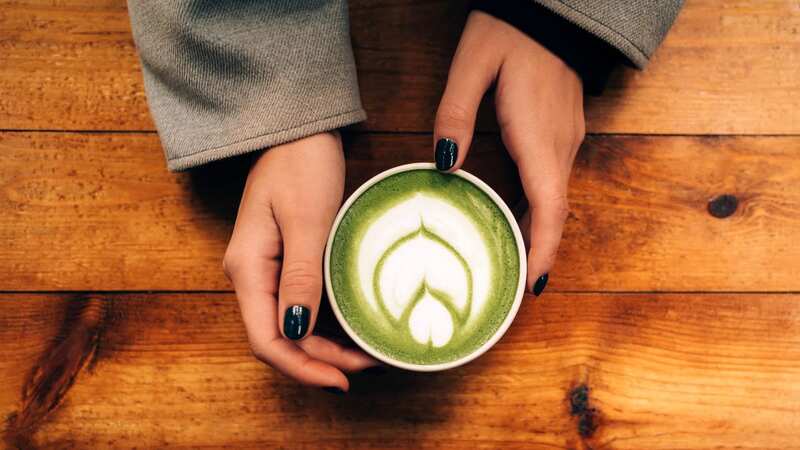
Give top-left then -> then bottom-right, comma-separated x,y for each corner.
324,162 -> 527,371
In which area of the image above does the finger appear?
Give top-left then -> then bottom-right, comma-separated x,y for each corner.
228,256 -> 350,390
297,336 -> 380,373
277,210 -> 335,342
256,335 -> 351,390
518,153 -> 569,296
433,19 -> 500,172
263,134 -> 344,343
226,183 -> 346,389
501,116 -> 569,296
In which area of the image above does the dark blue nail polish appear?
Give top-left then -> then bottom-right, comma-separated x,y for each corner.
533,273 -> 549,297
323,387 -> 346,395
284,305 -> 310,340
435,138 -> 457,171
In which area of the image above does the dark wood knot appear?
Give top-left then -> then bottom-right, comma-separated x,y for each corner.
569,384 -> 598,438
707,194 -> 738,219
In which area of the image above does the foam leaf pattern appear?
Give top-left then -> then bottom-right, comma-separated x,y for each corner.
356,194 -> 491,348
373,224 -> 472,347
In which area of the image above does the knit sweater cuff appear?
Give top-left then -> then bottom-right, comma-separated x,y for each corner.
128,0 -> 365,171
473,0 -> 623,95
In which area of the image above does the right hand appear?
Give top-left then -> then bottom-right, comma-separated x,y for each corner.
223,132 -> 378,391
433,11 -> 585,295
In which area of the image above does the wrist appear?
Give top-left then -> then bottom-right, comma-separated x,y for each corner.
471,0 -> 621,95
250,131 -> 344,174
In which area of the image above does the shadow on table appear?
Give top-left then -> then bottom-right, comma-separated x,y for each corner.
271,361 -> 470,447
271,277 -> 471,446
186,153 -> 252,227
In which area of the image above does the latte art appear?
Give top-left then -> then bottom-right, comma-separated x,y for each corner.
359,194 -> 491,347
326,167 -> 524,368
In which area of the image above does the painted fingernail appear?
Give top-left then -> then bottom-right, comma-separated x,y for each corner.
362,366 -> 387,376
322,387 -> 346,395
284,305 -> 310,340
435,138 -> 457,171
532,273 -> 549,297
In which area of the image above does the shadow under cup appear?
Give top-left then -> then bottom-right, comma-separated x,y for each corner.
324,163 -> 527,371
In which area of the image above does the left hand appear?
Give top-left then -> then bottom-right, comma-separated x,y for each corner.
223,132 -> 378,391
433,10 -> 585,295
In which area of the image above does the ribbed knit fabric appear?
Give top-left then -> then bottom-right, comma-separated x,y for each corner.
127,1 -> 365,171
128,1 -> 683,171
474,0 -> 622,95
529,0 -> 684,68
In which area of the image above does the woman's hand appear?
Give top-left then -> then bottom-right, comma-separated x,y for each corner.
223,132 -> 378,391
434,10 -> 585,296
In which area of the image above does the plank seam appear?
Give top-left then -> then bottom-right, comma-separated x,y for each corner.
2,129 -> 800,138
1,290 -> 800,295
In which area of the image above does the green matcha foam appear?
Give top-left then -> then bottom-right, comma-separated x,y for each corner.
327,167 -> 522,367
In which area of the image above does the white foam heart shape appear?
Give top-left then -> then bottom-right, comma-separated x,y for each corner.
377,230 -> 469,320
357,194 -> 492,347
408,292 -> 455,347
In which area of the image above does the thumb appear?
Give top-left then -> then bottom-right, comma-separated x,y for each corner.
434,31 -> 499,172
277,217 -> 328,341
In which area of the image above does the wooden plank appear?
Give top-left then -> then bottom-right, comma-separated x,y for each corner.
2,131 -> 800,291
1,0 -> 798,134
2,292 -> 800,448
0,0 -> 153,130
585,0 -> 800,134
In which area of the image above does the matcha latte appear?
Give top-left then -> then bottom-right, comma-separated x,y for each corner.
324,163 -> 526,371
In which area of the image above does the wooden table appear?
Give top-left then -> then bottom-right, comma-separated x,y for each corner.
2,1 -> 799,448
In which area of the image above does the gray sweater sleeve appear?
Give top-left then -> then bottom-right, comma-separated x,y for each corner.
531,0 -> 684,68
127,1 -> 366,171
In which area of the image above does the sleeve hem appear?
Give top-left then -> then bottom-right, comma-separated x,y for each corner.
165,108 -> 367,171
532,0 -> 650,68
472,0 -> 624,95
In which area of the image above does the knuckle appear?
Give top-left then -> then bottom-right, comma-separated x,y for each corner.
249,335 -> 293,368
249,340 -> 274,364
555,196 -> 570,221
574,124 -> 586,149
280,260 -> 322,296
542,191 -> 570,221
532,243 -> 561,271
576,122 -> 586,142
250,345 -> 267,363
436,102 -> 473,131
222,249 -> 240,280
544,246 -> 560,268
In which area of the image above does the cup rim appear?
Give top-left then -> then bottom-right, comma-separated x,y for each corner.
323,162 -> 527,372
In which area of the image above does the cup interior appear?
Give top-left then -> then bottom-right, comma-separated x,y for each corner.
323,162 -> 527,371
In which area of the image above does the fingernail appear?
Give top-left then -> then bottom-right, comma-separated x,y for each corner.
322,387 -> 346,395
362,366 -> 387,376
284,305 -> 310,340
532,273 -> 549,297
435,138 -> 457,171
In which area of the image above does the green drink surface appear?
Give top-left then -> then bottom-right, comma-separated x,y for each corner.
329,169 -> 520,365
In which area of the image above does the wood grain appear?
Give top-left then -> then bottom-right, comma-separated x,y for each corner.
2,0 -> 798,447
1,0 -> 798,134
0,0 -> 152,130
2,132 -> 799,292
2,292 -> 800,449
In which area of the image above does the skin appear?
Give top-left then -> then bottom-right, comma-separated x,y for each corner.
223,11 -> 585,389
224,132 -> 378,391
434,10 -> 584,289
